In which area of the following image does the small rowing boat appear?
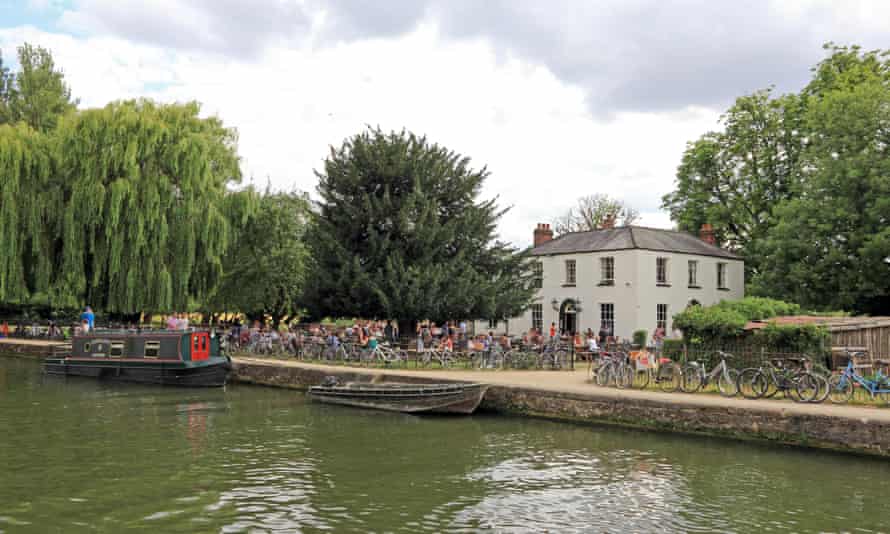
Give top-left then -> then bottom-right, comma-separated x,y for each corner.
308,379 -> 488,414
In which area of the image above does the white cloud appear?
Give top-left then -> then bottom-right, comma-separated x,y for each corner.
0,24 -> 719,246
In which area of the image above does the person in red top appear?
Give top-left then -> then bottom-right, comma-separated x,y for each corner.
549,322 -> 557,339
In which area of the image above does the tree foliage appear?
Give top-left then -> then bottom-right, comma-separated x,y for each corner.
661,89 -> 805,278
211,187 -> 309,327
0,43 -> 77,132
663,44 -> 890,313
306,128 -> 535,326
53,100 -> 247,313
554,193 -> 638,234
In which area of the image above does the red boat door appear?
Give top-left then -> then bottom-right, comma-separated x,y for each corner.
191,333 -> 210,361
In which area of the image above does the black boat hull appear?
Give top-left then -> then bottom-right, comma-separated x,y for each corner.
43,358 -> 231,387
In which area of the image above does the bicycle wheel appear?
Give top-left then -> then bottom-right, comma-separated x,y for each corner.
738,368 -> 763,399
827,374 -> 853,404
810,373 -> 830,404
717,368 -> 740,397
595,362 -> 612,387
795,373 -> 819,403
657,363 -> 682,393
680,364 -> 703,393
616,364 -> 634,389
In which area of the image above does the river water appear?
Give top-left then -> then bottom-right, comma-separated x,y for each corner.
1,357 -> 889,533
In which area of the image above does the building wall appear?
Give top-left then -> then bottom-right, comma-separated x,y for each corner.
476,248 -> 744,341
633,250 -> 744,340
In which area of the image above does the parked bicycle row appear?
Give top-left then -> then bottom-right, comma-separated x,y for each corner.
591,348 -> 890,405
229,331 -> 577,370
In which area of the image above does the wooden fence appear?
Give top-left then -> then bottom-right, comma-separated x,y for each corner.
829,319 -> 890,361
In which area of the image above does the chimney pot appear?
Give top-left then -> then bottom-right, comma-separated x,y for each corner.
699,223 -> 716,245
533,222 -> 554,247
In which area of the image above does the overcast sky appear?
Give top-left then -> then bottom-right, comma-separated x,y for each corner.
2,0 -> 890,246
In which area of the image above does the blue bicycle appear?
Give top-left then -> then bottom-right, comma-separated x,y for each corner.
828,356 -> 890,404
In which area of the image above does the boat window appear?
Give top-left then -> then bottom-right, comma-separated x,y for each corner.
145,341 -> 161,358
83,342 -> 91,352
110,342 -> 124,357
194,336 -> 200,351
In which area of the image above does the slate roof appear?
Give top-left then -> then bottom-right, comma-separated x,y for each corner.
530,226 -> 742,260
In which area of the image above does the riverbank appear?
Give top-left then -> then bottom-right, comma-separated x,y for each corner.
233,356 -> 890,458
0,338 -> 64,357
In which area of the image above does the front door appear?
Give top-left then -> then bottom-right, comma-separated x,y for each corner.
559,300 -> 578,335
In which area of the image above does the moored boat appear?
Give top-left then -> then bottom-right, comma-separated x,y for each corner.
43,330 -> 231,387
308,380 -> 488,414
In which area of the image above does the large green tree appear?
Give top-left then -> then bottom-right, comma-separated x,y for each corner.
758,48 -> 890,313
0,43 -> 77,132
306,128 -> 535,329
663,44 -> 890,313
661,89 -> 805,279
0,122 -> 54,302
51,99 -> 249,313
211,187 -> 309,327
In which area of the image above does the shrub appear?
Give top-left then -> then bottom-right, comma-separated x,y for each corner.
662,339 -> 685,360
632,329 -> 647,347
672,305 -> 748,344
752,323 -> 829,355
711,297 -> 801,320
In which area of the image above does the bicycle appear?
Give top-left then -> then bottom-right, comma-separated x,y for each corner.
630,352 -> 683,392
539,339 -> 568,370
827,354 -> 890,404
738,357 -> 819,402
680,350 -> 740,397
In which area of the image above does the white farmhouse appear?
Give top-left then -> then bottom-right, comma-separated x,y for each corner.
476,223 -> 744,340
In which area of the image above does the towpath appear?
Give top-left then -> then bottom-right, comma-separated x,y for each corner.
234,356 -> 890,423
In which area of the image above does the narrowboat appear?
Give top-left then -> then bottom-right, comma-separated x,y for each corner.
43,330 -> 231,387
309,379 -> 488,414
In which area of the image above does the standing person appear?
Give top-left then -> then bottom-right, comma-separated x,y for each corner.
80,306 -> 95,331
1,321 -> 7,338
384,321 -> 393,343
549,322 -> 557,339
598,323 -> 610,348
415,322 -> 424,353
459,320 -> 467,336
652,325 -> 666,357
166,313 -> 178,330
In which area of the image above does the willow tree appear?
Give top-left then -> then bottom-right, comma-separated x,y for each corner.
53,100 -> 248,313
0,123 -> 54,302
306,128 -> 535,329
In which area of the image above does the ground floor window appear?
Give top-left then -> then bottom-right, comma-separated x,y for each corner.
488,319 -> 498,329
600,303 -> 614,335
656,303 -> 668,330
531,304 -> 543,333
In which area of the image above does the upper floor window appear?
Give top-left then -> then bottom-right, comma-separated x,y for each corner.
688,260 -> 698,287
565,260 -> 576,285
600,257 -> 614,285
717,262 -> 728,289
532,261 -> 543,289
656,257 -> 669,285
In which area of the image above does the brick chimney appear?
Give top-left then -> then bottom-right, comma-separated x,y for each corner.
533,223 -> 553,247
699,223 -> 716,245
600,213 -> 617,229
